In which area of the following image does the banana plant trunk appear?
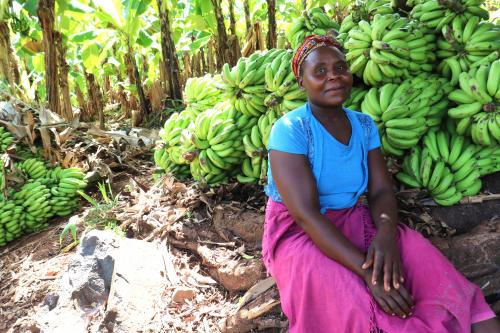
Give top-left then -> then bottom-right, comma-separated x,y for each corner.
200,48 -> 207,73
210,0 -> 230,69
125,49 -> 149,121
266,0 -> 277,50
302,0 -> 307,10
38,0 -> 60,116
243,0 -> 251,36
54,32 -> 73,121
183,52 -> 192,80
0,21 -> 19,86
103,75 -> 113,103
157,0 -> 182,103
228,0 -> 236,36
207,38 -> 216,73
116,71 -> 131,118
75,84 -> 88,120
84,71 -> 104,129
0,21 -> 12,85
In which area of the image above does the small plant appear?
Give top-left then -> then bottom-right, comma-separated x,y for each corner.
77,181 -> 124,236
59,218 -> 78,252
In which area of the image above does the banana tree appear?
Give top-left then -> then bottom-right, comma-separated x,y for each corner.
266,0 -> 276,49
209,0 -> 231,68
228,0 -> 236,36
0,0 -> 21,90
93,0 -> 152,123
157,0 -> 181,103
243,0 -> 251,35
37,0 -> 61,116
0,0 -> 13,87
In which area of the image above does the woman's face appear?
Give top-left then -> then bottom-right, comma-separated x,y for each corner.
298,46 -> 353,108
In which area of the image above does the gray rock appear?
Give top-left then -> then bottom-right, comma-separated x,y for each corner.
104,236 -> 168,333
34,229 -> 169,333
67,232 -> 116,310
34,229 -> 117,332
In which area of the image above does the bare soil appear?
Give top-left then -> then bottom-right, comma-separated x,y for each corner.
1,143 -> 498,333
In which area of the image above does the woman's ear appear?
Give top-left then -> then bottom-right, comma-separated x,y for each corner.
298,77 -> 305,91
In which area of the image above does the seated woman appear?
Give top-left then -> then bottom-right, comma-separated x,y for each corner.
262,35 -> 499,333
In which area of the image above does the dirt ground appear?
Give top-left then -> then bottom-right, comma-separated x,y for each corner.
0,148 -> 498,333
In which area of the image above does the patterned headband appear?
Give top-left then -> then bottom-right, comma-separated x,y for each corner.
291,34 -> 343,78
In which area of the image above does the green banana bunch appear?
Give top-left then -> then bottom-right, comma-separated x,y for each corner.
18,158 -> 47,179
339,0 -> 394,36
0,156 -> 88,246
287,8 -> 340,49
403,129 -> 495,205
222,50 -> 283,117
0,126 -> 14,153
49,167 -> 87,217
436,18 -> 500,85
474,145 -> 500,176
153,143 -> 189,178
154,144 -> 169,169
361,74 -> 452,156
237,156 -> 268,185
448,61 -> 500,145
156,109 -> 195,178
183,103 -> 246,186
396,141 -> 482,206
16,145 -> 39,160
397,145 -> 464,206
263,51 -> 307,114
345,14 -> 436,86
344,87 -> 368,111
264,51 -> 294,95
410,0 -> 489,32
243,109 -> 279,158
159,110 -> 192,147
0,198 -> 24,245
238,109 -> 280,185
183,74 -> 225,117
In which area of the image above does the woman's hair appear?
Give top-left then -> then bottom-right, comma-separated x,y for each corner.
292,33 -> 344,78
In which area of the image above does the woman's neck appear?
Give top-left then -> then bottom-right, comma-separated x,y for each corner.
308,101 -> 345,121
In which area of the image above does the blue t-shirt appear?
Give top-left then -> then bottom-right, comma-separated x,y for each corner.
265,102 -> 381,213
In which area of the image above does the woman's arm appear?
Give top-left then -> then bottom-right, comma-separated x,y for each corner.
364,148 -> 404,290
270,150 -> 369,277
367,148 -> 399,236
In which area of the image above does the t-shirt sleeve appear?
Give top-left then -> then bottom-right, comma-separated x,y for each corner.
267,116 -> 308,155
368,117 -> 381,151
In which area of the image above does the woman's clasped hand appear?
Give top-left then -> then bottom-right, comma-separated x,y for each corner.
362,222 -> 414,318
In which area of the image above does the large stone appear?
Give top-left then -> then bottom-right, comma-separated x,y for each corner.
104,236 -> 168,332
33,229 -> 117,332
34,229 -> 169,332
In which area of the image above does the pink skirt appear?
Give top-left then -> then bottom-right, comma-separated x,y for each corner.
262,199 -> 496,333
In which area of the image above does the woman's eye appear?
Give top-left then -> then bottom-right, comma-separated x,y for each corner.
317,67 -> 326,74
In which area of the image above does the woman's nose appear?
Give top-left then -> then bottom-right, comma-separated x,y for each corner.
326,71 -> 338,81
